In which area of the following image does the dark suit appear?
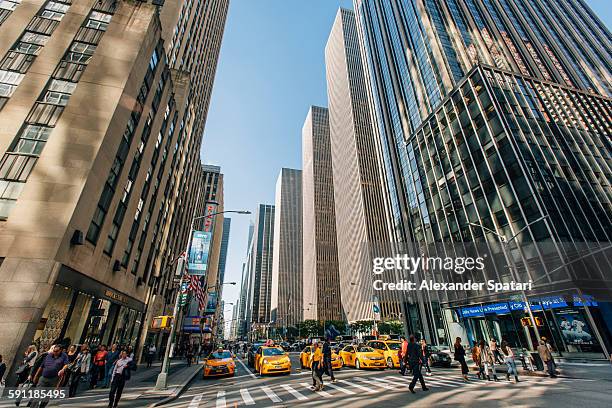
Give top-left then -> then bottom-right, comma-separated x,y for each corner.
407,342 -> 426,390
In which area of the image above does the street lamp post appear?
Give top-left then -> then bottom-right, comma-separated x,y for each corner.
469,214 -> 549,350
155,209 -> 250,390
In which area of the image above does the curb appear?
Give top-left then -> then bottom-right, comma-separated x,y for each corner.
146,366 -> 201,407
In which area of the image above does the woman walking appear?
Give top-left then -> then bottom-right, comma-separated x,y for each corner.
453,337 -> 469,381
420,339 -> 432,376
15,345 -> 38,386
501,340 -> 520,382
68,345 -> 91,397
483,341 -> 499,381
472,341 -> 485,380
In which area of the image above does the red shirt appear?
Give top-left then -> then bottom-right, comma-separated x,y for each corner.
94,350 -> 107,367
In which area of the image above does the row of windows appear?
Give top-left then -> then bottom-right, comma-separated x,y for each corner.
0,1 -> 71,108
86,41 -> 164,245
0,0 -> 20,26
0,7 -> 112,220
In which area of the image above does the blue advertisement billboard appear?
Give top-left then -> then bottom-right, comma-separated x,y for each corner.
188,230 -> 211,275
206,292 -> 218,313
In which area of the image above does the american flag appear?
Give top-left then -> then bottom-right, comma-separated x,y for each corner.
186,273 -> 207,311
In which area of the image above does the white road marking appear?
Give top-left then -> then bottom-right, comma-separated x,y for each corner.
280,384 -> 309,400
325,381 -> 356,394
374,376 -> 410,387
240,388 -> 256,405
357,377 -> 395,390
261,386 -> 282,403
300,382 -> 332,397
236,358 -> 257,378
216,390 -> 226,408
188,393 -> 203,408
338,379 -> 376,393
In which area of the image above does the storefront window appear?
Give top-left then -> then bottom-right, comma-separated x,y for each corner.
34,285 -> 74,352
81,298 -> 111,346
62,292 -> 93,345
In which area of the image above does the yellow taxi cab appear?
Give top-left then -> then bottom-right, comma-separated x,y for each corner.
367,340 -> 402,368
203,349 -> 235,378
338,344 -> 385,370
299,346 -> 342,370
254,346 -> 291,375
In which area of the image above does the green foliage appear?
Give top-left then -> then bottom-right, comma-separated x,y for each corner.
378,320 -> 403,335
349,320 -> 375,334
297,320 -> 323,337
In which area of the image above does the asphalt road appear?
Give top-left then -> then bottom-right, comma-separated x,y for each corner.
166,353 -> 612,408
3,354 -> 610,407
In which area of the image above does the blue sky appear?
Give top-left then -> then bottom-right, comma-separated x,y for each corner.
201,0 -> 611,324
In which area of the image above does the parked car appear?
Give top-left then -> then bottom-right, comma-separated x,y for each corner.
279,341 -> 291,352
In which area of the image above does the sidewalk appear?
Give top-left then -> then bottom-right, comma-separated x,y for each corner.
43,359 -> 202,407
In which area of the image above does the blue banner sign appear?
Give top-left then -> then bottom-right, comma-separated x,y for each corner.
461,306 -> 484,317
483,303 -> 510,314
188,230 -> 211,275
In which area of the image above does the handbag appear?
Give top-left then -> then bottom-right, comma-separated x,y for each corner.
15,364 -> 28,375
15,379 -> 33,407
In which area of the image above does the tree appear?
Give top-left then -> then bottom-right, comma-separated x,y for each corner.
298,320 -> 323,337
378,319 -> 403,335
350,320 -> 374,335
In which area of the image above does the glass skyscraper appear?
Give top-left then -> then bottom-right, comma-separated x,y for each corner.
353,0 -> 611,358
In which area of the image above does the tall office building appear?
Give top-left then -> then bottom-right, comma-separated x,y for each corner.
237,222 -> 254,339
218,217 -> 232,285
249,204 -> 275,326
326,8 -> 402,323
0,0 -> 229,375
302,106 -> 343,322
181,165 -> 226,341
271,168 -> 303,329
353,0 -> 612,355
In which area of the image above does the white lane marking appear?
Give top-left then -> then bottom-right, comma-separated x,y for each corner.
240,388 -> 256,405
216,390 -> 226,408
261,386 -> 282,403
236,358 -> 257,379
188,393 -> 203,408
374,376 -> 410,387
300,382 -> 332,397
338,379 -> 376,393
357,377 -> 395,390
326,382 -> 356,395
280,384 -> 309,400
425,377 -> 467,388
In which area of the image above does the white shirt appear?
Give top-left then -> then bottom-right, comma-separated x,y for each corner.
112,357 -> 133,378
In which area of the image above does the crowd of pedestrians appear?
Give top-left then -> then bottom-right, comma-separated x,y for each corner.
11,339 -> 136,408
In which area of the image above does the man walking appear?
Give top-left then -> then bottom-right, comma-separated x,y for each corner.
322,338 -> 336,383
108,350 -> 134,408
104,344 -> 120,387
32,344 -> 69,407
407,335 -> 428,393
537,340 -> 557,378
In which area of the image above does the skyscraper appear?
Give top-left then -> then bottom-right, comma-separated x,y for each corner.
237,222 -> 254,339
302,106 -> 343,322
250,204 -> 275,326
218,217 -> 232,286
0,0 -> 229,375
325,8 -> 400,323
271,168 -> 303,330
353,0 -> 612,354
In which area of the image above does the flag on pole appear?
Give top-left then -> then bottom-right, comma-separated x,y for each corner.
186,273 -> 207,311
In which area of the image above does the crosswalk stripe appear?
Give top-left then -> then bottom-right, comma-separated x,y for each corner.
326,382 -> 356,395
216,391 -> 226,408
261,386 -> 282,403
427,377 -> 471,387
371,377 -> 410,388
338,379 -> 376,393
281,384 -> 309,400
300,382 -> 332,397
240,388 -> 256,405
357,377 -> 395,390
188,393 -> 203,408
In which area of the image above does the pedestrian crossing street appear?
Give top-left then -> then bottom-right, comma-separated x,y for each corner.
187,372 -> 585,407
